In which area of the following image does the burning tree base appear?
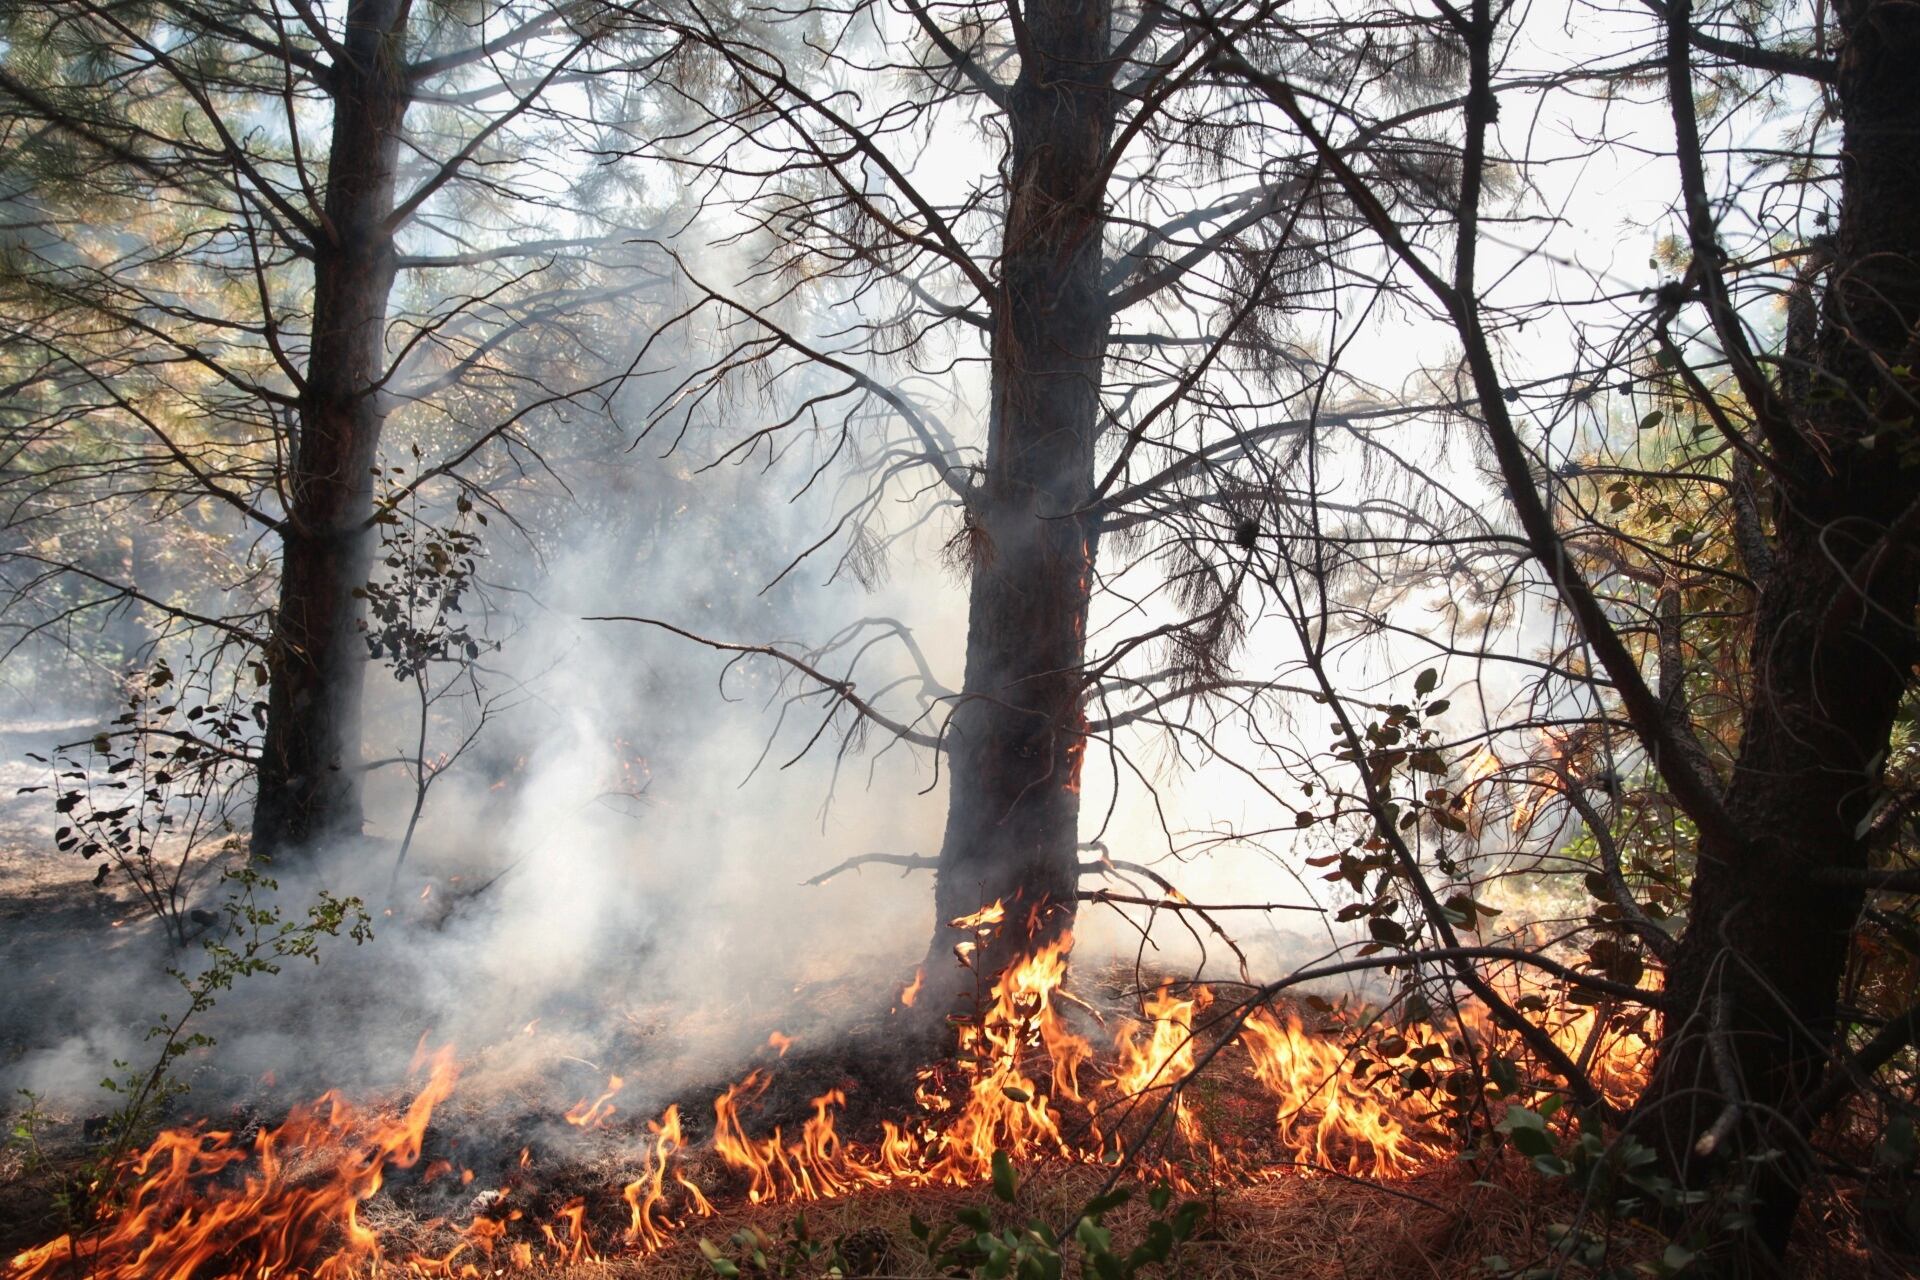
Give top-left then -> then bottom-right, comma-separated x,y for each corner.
2,933 -> 1668,1280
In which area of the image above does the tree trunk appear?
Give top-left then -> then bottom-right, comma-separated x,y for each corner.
918,0 -> 1116,1009
252,0 -> 410,861
1637,0 -> 1920,1261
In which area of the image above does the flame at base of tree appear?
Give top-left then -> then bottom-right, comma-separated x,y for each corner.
6,931 -> 1648,1280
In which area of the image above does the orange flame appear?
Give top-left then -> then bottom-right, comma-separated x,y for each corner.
563,1073 -> 623,1128
1239,1006 -> 1441,1177
7,932 -> 1654,1277
6,1048 -> 457,1280
1109,983 -> 1209,1144
899,967 -> 925,1008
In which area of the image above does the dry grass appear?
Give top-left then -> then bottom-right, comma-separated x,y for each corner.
10,1111 -> 1910,1276
361,1155 -> 1665,1280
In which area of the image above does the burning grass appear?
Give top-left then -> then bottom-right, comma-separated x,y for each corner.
363,1160 -> 1613,1279
3,925 -> 1660,1279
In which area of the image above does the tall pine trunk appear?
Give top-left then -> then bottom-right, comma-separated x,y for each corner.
1637,0 -> 1920,1259
252,0 -> 410,861
919,0 -> 1116,1004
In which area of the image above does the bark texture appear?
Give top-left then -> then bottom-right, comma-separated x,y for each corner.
920,0 -> 1117,1005
252,0 -> 410,860
1637,0 -> 1920,1260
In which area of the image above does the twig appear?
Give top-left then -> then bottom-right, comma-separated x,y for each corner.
1078,889 -> 1320,913
1792,1000 -> 1920,1132
1083,857 -> 1254,982
587,616 -> 943,750
1693,990 -> 1746,1157
1811,866 -> 1920,894
802,851 -> 938,885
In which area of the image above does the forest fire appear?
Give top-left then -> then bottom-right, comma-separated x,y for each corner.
4,925 -> 1652,1280
5,1048 -> 459,1280
2,0 -> 1911,1265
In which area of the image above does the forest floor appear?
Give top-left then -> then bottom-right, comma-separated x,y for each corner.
0,718 -> 1900,1278
0,849 -> 1626,1280
353,1158 -> 1890,1279
376,1164 -> 1603,1279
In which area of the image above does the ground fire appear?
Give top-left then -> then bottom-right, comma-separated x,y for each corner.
5,909 -> 1650,1280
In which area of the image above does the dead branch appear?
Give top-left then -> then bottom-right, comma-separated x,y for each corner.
1078,889 -> 1320,914
802,852 -> 938,886
1081,856 -> 1255,982
586,615 -> 944,751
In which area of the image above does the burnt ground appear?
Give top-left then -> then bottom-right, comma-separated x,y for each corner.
0,767 -> 1512,1280
0,725 -> 1908,1278
370,1154 -> 1575,1280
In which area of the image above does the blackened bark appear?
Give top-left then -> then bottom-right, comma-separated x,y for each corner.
919,0 -> 1116,1006
1637,0 -> 1920,1259
252,0 -> 410,861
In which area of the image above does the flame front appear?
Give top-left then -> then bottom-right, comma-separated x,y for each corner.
6,1048 -> 457,1280
6,941 -> 1652,1278
1239,1006 -> 1439,1176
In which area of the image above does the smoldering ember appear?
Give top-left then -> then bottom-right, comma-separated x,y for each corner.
0,0 -> 1915,1277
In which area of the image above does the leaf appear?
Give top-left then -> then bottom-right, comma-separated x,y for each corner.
1074,1216 -> 1112,1256
1497,1108 -> 1555,1158
1639,410 -> 1665,430
1414,668 -> 1439,696
1662,1242 -> 1698,1273
992,1148 -> 1017,1202
1367,916 -> 1407,945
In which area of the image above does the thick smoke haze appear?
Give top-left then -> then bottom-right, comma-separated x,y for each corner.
0,383 -> 1367,1120
0,45 -> 1582,1120
0,401 -> 957,1108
